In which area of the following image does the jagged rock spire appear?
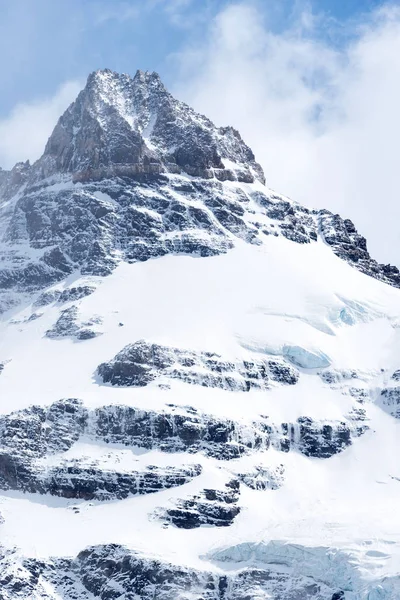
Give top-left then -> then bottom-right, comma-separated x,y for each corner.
37,68 -> 265,184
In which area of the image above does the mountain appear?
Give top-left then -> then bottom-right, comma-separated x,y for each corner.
1,69 -> 400,599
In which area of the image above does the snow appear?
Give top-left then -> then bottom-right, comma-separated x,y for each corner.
1,201 -> 400,594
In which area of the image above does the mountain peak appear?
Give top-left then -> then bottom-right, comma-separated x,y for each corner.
85,68 -> 165,95
37,68 -> 265,184
133,68 -> 164,84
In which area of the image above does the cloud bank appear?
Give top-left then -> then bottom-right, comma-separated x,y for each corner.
173,2 -> 400,264
0,80 -> 82,171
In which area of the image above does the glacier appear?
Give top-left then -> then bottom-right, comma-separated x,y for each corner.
283,345 -> 332,369
0,69 -> 400,599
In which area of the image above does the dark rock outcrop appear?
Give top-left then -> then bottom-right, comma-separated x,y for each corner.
0,398 -> 87,458
33,289 -> 62,307
0,397 -> 266,463
0,161 -> 31,205
319,210 -> 400,288
97,339 -> 299,390
0,542 -> 355,599
380,387 -> 400,418
0,398 -> 204,500
275,417 -> 358,458
95,404 -> 363,459
93,403 -> 270,460
392,370 -> 400,382
0,455 -> 202,501
253,190 -> 318,244
57,285 -> 96,304
45,305 -> 80,338
45,305 -> 101,340
159,479 -> 241,529
0,397 -> 365,508
39,69 -> 265,185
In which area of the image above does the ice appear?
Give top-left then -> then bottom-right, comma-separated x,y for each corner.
209,541 -> 359,591
283,344 -> 331,369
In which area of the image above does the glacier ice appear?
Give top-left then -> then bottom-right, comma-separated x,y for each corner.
283,344 -> 331,369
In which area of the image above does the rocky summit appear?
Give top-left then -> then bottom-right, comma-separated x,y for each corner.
1,69 -> 400,599
0,69 -> 399,314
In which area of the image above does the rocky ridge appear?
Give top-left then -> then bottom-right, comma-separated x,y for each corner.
0,542 -> 357,600
157,478 -> 241,529
97,339 -> 299,390
0,69 -> 399,314
2,541 -> 399,599
0,393 -> 365,503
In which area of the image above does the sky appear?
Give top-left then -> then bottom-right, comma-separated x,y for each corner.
0,0 -> 400,264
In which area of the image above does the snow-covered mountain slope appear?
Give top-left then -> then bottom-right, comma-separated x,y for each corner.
1,69 -> 400,599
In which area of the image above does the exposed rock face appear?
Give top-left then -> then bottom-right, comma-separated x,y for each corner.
0,69 -> 267,311
282,417 -> 354,458
0,544 -> 225,600
0,397 -> 365,464
89,403 -> 270,460
319,210 -> 400,288
0,244 -> 74,313
0,398 -> 87,456
392,370 -> 400,381
0,397 -> 365,506
33,289 -> 62,307
320,369 -> 360,386
95,403 -> 364,459
38,69 -> 265,184
97,339 -> 299,390
236,464 -> 285,490
0,398 -> 203,500
381,387 -> 400,418
0,174 -> 256,310
45,305 -> 80,338
0,456 -> 202,501
1,542 -> 385,599
158,479 -> 241,529
0,397 -> 263,462
45,305 -> 101,340
57,285 -> 96,304
272,415 -> 367,458
253,190 -> 318,244
0,161 -> 31,205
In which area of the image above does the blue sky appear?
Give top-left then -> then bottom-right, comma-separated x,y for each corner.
0,0 -> 393,116
1,0 -> 400,264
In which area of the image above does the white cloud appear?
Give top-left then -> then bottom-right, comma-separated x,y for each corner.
0,80 -> 82,170
172,2 -> 400,265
